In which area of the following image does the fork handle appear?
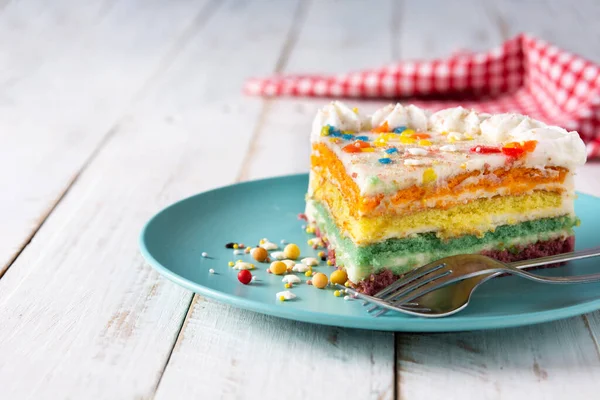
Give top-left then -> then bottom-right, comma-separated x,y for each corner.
509,245 -> 600,270
504,245 -> 600,284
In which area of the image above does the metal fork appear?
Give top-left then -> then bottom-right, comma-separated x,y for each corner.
349,246 -> 600,318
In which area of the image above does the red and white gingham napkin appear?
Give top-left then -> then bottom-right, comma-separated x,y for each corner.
245,34 -> 600,157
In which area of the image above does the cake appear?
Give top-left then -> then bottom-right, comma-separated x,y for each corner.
305,101 -> 587,294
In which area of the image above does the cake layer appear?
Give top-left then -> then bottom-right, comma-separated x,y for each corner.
310,142 -> 569,217
307,200 -> 577,282
309,174 -> 573,243
355,236 -> 576,295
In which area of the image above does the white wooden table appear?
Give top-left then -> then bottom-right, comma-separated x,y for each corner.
1,1 -> 600,399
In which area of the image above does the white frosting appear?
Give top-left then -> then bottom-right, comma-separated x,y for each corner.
260,241 -> 278,250
292,263 -> 311,272
301,257 -> 319,266
282,259 -> 296,268
310,102 -> 586,196
311,101 -> 362,140
276,290 -> 296,300
371,103 -> 429,131
429,107 -> 490,136
282,275 -> 301,284
234,261 -> 254,270
270,251 -> 285,260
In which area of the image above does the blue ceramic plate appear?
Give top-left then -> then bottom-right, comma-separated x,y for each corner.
139,174 -> 600,332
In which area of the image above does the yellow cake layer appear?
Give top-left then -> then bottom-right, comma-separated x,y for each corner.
310,176 -> 572,244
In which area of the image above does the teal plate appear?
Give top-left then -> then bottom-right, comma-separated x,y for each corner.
139,174 -> 600,332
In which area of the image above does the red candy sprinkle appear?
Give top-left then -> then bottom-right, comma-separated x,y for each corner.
502,140 -> 537,158
238,270 -> 252,285
501,147 -> 524,158
470,145 -> 501,154
342,143 -> 362,153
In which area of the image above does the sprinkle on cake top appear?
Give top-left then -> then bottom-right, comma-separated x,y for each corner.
311,101 -> 587,196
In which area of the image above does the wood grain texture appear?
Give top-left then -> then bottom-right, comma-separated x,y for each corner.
0,0 -> 219,277
397,316 -> 600,399
1,1 -> 600,399
0,0 -> 300,398
156,1 -> 397,399
399,0 -> 502,59
156,297 -> 395,400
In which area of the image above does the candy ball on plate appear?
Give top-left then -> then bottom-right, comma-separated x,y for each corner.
312,272 -> 328,289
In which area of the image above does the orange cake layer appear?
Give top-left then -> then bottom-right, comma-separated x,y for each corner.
311,142 -> 568,217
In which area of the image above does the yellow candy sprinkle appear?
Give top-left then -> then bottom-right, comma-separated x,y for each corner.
344,281 -> 351,287
233,243 -> 239,249
329,138 -> 341,144
284,283 -> 291,289
441,131 -> 448,136
327,260 -> 333,266
342,130 -> 354,135
237,259 -> 242,263
463,135 -> 474,141
228,261 -> 235,267
334,290 -> 341,297
423,168 -> 437,184
418,139 -> 432,146
318,251 -> 325,258
352,107 -> 359,114
399,136 -> 416,145
259,239 -> 266,245
361,147 -> 375,152
279,295 -> 285,301
305,271 -> 312,277
401,129 -> 415,137
448,137 -> 456,143
320,126 -> 330,136
460,163 -> 467,169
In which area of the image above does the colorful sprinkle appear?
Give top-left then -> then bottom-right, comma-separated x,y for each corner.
385,147 -> 398,154
201,252 -> 208,258
334,290 -> 342,297
209,269 -> 215,274
418,139 -> 432,146
378,158 -> 392,164
355,135 -> 369,141
228,261 -> 235,267
393,126 -> 407,133
342,134 -> 354,140
371,121 -> 390,133
422,168 -> 437,184
470,145 -> 501,154
237,270 -> 252,285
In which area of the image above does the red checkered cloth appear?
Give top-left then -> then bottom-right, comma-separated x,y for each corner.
245,34 -> 600,157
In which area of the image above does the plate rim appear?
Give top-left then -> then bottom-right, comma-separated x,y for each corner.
139,173 -> 600,332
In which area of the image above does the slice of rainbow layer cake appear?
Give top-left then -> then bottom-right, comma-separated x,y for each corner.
305,102 -> 587,294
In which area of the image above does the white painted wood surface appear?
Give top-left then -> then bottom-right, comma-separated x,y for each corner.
1,0 -> 600,399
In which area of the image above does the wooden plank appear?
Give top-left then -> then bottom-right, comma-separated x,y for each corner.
0,0 -> 221,277
156,1 -> 397,399
156,297 -> 395,399
399,0 -> 502,59
0,0 -> 300,398
397,316 -> 600,399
